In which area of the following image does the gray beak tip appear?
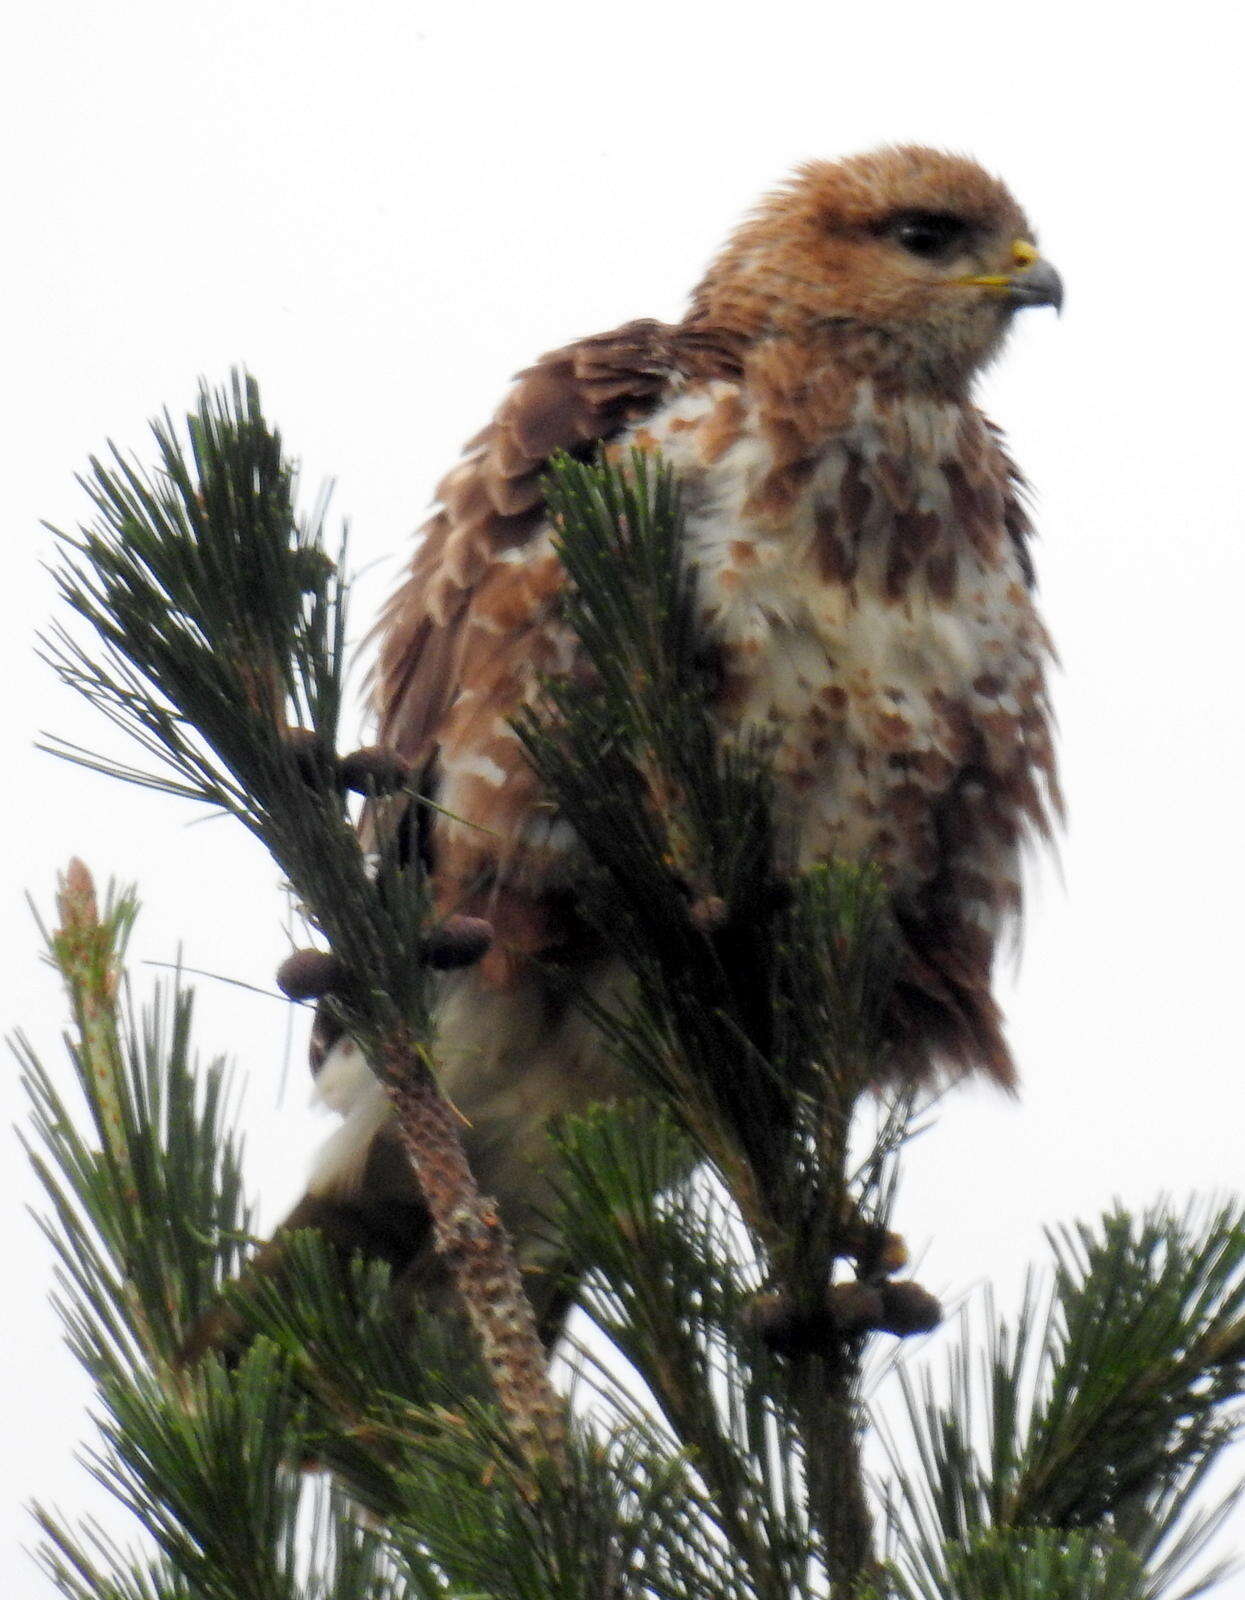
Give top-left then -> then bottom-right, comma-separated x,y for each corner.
1008,259 -> 1064,315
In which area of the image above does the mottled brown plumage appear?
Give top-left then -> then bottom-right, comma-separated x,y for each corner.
302,147 -> 1063,1330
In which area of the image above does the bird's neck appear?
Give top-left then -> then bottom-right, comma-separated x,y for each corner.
678,310 -> 988,420
736,334 -> 978,461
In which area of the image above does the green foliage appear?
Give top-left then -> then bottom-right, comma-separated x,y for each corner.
44,371 -> 344,809
552,1106 -> 823,1597
877,1204 -> 1245,1599
22,879 -> 394,1598
19,880 -> 250,1384
26,905 -> 1245,1598
21,880 -> 715,1599
881,1527 -> 1151,1600
40,372 -> 431,1050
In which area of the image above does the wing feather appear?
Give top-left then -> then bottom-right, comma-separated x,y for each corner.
373,319 -> 681,765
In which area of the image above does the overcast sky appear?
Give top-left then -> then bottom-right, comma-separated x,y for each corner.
4,1 -> 1244,1591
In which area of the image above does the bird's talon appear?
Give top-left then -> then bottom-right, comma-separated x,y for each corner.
835,1215 -> 909,1277
876,1280 -> 942,1335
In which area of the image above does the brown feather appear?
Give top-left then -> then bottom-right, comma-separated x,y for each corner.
372,320 -> 691,768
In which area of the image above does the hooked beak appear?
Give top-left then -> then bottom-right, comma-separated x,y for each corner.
956,239 -> 1065,314
1005,257 -> 1064,312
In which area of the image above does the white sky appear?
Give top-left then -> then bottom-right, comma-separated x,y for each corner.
4,1 -> 1244,1591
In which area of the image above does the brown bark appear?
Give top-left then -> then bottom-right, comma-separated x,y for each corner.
376,1030 -> 566,1469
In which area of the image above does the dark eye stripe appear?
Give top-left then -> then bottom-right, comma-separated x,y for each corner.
884,210 -> 972,261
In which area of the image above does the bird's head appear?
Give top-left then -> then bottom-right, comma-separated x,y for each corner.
690,146 -> 1061,392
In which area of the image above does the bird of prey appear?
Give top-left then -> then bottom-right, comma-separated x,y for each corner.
287,145 -> 1062,1336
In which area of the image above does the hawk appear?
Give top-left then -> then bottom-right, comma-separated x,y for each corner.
293,146 -> 1061,1334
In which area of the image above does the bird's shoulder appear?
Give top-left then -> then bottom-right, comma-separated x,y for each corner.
372,317 -> 746,763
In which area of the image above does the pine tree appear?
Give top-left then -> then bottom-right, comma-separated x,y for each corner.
18,375 -> 1245,1598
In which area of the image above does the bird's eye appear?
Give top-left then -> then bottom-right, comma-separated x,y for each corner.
887,211 -> 971,262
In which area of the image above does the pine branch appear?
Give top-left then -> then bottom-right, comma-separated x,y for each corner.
1018,1203 -> 1245,1532
551,1106 -> 818,1598
877,1526 -> 1152,1600
33,1374 -> 414,1600
20,866 -> 251,1387
878,1201 -> 1245,1599
24,875 -> 714,1598
41,375 -> 563,1466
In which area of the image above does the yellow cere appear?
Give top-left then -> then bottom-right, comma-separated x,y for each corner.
952,241 -> 1042,292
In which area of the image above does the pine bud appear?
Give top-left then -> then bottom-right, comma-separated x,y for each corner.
876,1280 -> 942,1335
689,895 -> 728,932
276,948 -> 347,1001
338,746 -> 412,795
824,1281 -> 886,1336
